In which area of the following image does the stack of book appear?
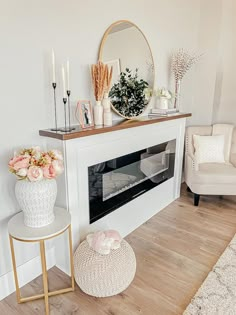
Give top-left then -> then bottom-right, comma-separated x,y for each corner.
148,108 -> 179,117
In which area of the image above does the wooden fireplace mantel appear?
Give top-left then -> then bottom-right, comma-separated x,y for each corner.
39,113 -> 191,140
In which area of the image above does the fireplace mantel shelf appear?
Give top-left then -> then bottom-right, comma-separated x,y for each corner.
39,113 -> 191,140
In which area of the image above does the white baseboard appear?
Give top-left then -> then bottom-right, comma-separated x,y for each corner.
0,247 -> 56,301
55,262 -> 70,276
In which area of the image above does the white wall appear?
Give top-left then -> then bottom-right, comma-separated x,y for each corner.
212,0 -> 236,124
0,0 -> 231,299
189,0 -> 222,125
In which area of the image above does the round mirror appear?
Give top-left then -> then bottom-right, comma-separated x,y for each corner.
99,20 -> 155,119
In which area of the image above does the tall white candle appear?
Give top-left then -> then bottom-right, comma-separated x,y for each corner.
52,49 -> 56,83
66,60 -> 70,91
62,66 -> 66,98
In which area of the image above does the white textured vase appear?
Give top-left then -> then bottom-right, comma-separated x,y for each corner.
15,179 -> 57,228
94,101 -> 103,126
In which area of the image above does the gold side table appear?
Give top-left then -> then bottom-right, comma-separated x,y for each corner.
8,207 -> 75,315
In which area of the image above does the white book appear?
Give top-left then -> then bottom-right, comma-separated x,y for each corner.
151,108 -> 178,114
148,112 -> 181,117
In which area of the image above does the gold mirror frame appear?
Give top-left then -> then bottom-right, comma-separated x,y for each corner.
98,20 -> 155,120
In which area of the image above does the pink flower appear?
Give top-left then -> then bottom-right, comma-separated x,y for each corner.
50,149 -> 63,161
91,231 -> 106,252
52,160 -> 64,175
27,166 -> 43,182
43,154 -> 52,164
32,146 -> 41,152
43,164 -> 56,179
9,156 -> 30,171
16,168 -> 28,178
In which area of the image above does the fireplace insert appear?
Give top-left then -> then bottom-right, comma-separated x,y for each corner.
88,139 -> 176,223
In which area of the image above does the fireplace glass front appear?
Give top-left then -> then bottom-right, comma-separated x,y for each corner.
88,139 -> 176,223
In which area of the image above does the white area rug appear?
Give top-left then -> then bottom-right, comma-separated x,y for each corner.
183,234 -> 236,315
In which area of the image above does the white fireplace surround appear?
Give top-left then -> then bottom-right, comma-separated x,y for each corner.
43,117 -> 186,274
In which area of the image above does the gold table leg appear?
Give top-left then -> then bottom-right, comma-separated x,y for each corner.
9,224 -> 74,315
9,235 -> 21,303
68,225 -> 75,291
40,240 -> 49,315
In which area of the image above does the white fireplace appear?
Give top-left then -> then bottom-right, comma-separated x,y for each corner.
40,115 -> 188,272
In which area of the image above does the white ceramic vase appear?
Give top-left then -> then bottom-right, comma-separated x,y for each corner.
102,93 -> 111,112
94,101 -> 103,126
102,93 -> 112,126
159,97 -> 169,110
15,179 -> 57,228
104,112 -> 112,126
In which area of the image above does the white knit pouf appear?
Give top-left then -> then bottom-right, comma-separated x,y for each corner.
74,239 -> 136,297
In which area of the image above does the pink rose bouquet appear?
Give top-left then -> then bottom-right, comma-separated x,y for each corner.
8,147 -> 64,181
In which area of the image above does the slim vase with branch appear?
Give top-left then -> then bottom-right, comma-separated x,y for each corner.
174,79 -> 181,111
171,48 -> 202,111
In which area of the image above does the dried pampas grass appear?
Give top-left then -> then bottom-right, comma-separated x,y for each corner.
91,61 -> 107,101
104,66 -> 113,94
91,61 -> 113,100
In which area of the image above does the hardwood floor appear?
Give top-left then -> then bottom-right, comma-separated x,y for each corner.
1,185 -> 236,315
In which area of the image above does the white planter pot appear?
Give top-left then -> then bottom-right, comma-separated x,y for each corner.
15,179 -> 57,228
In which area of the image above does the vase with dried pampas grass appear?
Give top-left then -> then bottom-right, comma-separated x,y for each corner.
102,66 -> 113,126
91,61 -> 107,125
171,48 -> 202,111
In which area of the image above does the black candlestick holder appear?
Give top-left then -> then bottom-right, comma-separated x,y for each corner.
67,90 -> 75,131
60,97 -> 68,132
50,82 -> 60,131
60,96 -> 75,133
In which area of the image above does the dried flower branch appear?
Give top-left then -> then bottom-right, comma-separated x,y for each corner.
91,61 -> 107,101
171,48 -> 202,82
171,48 -> 202,109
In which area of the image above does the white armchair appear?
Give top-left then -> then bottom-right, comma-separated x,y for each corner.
185,125 -> 236,206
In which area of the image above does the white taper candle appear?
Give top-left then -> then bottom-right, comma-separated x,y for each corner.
52,49 -> 56,83
62,66 -> 66,98
66,60 -> 70,91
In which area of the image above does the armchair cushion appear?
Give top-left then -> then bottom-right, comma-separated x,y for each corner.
193,163 -> 236,185
193,134 -> 225,165
213,124 -> 234,163
230,128 -> 236,166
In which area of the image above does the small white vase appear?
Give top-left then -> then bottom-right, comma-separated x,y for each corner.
15,179 -> 57,228
104,112 -> 112,126
102,93 -> 111,112
94,101 -> 103,126
159,97 -> 169,110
